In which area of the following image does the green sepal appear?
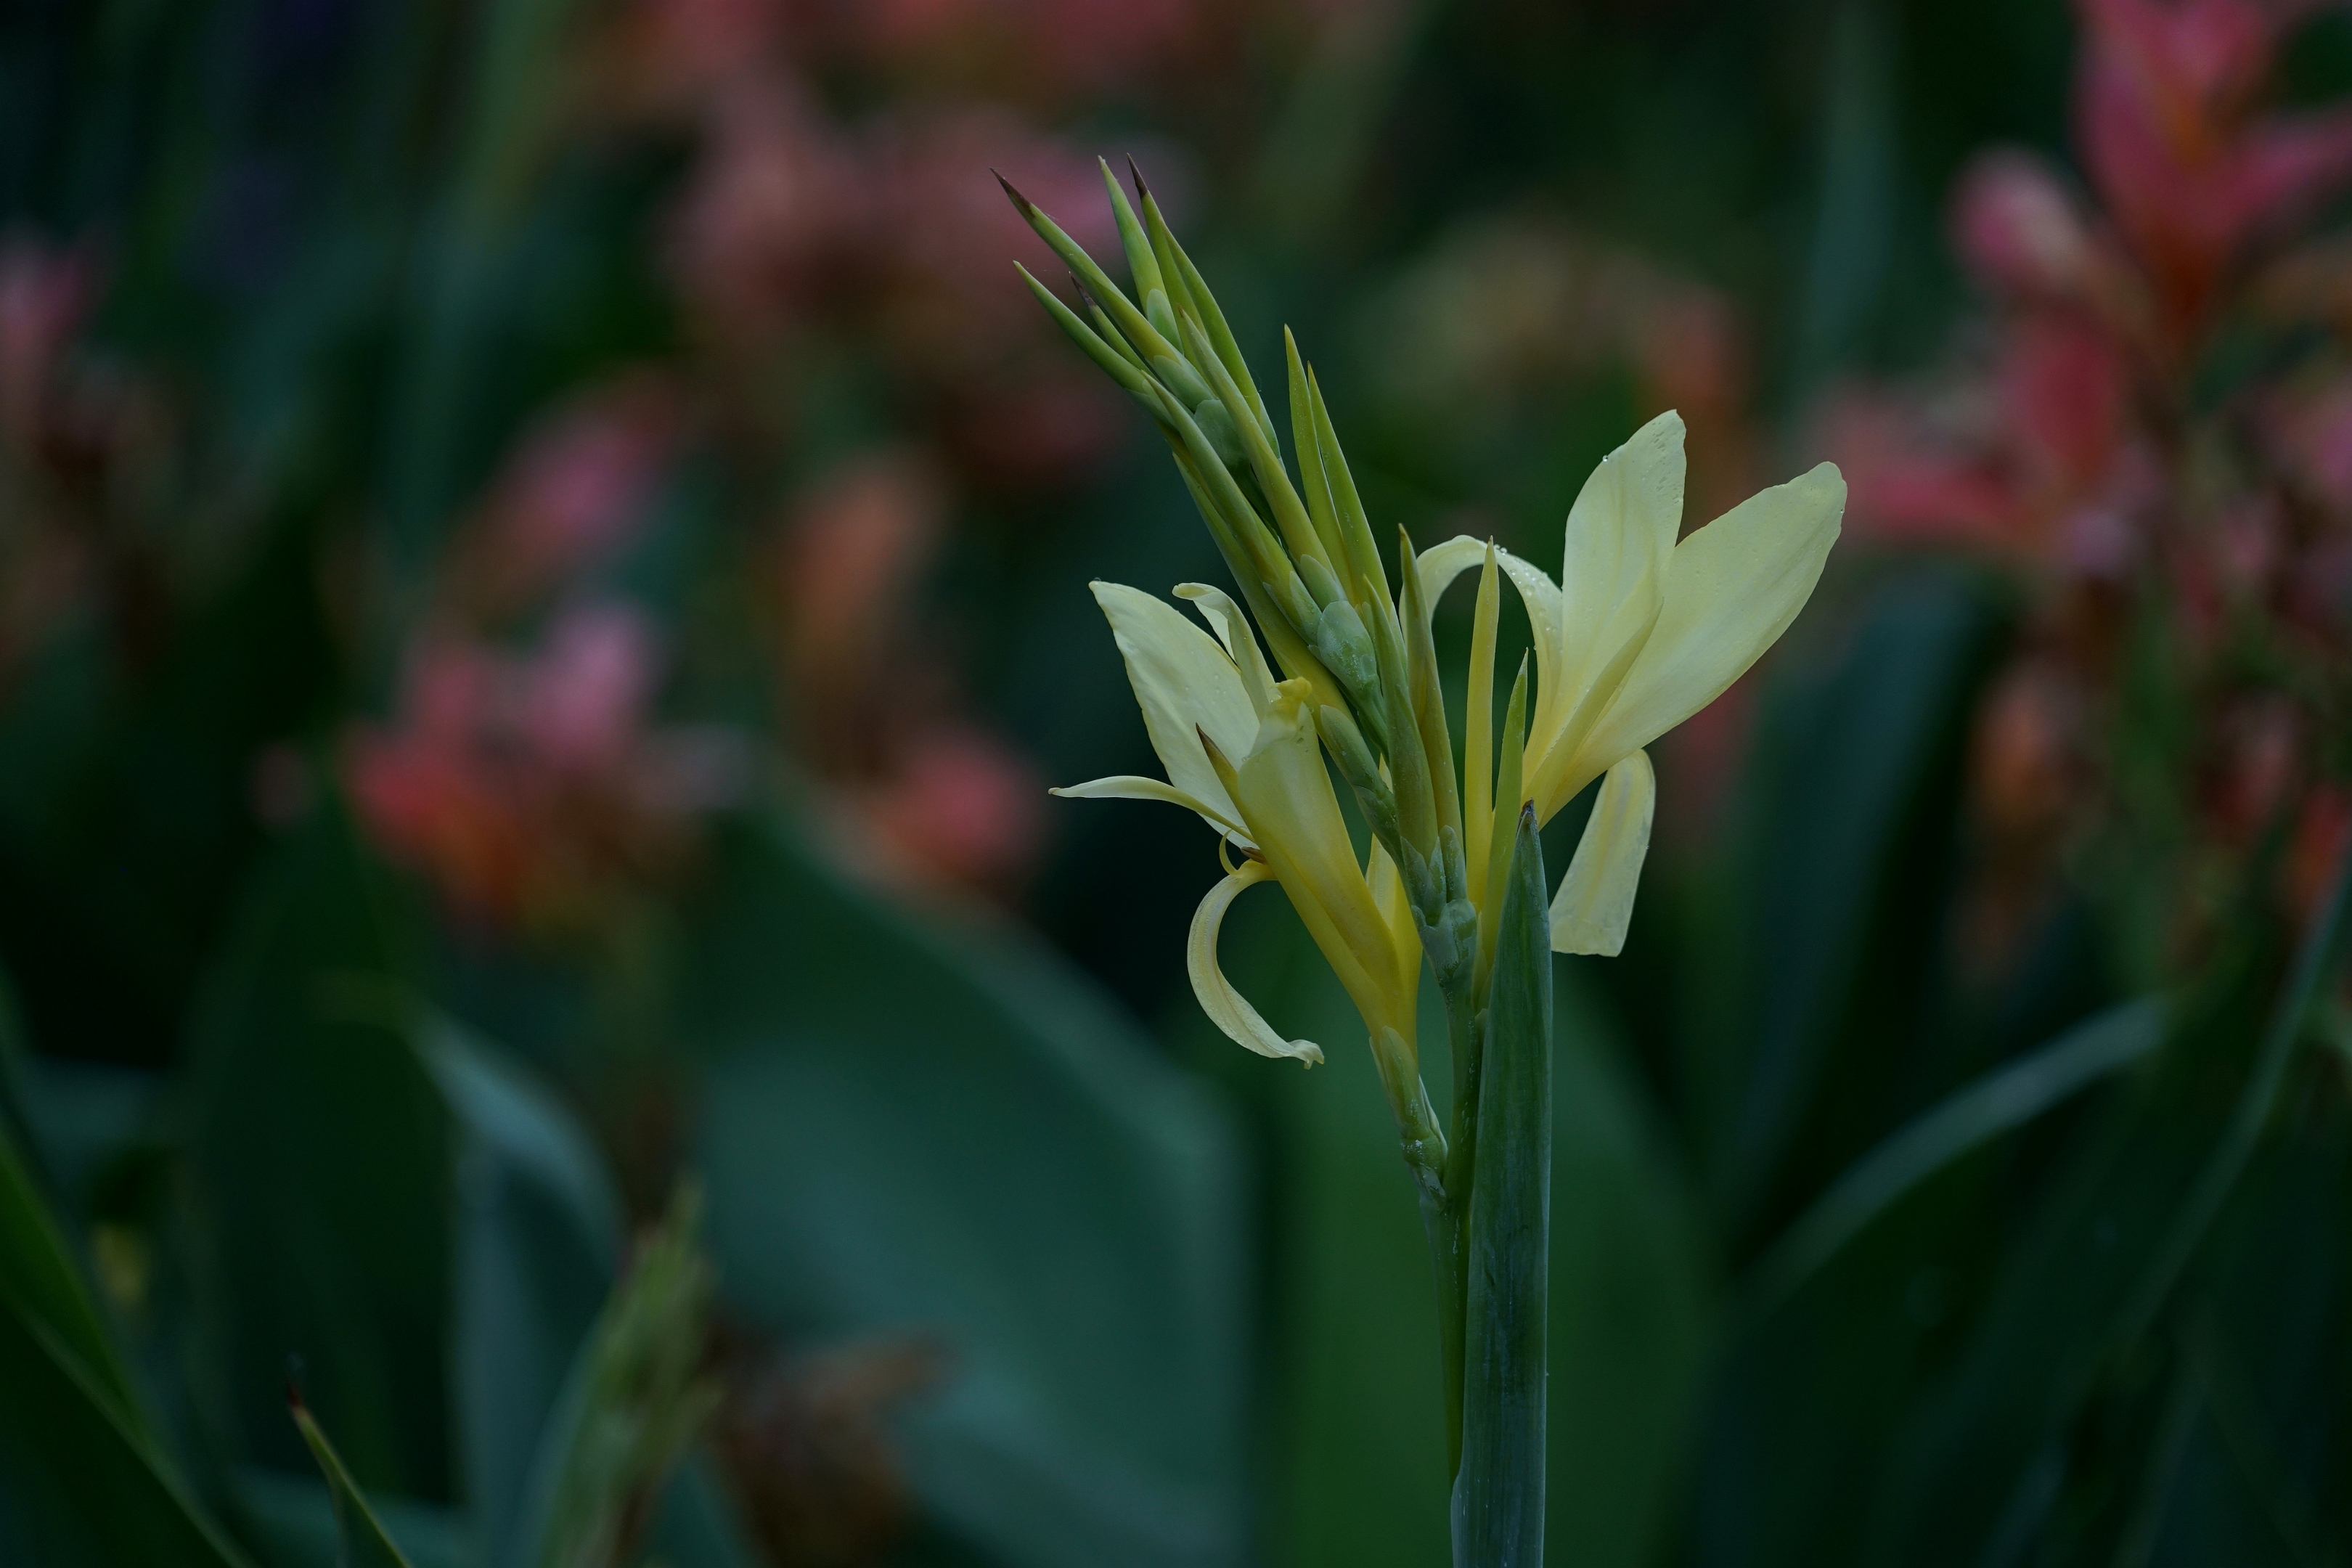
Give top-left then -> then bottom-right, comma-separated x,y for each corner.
1167,444 -> 1352,719
1146,381 -> 1322,640
1318,704 -> 1401,857
1452,804 -> 1551,1565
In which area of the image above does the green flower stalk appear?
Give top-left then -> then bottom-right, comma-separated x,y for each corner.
1008,161 -> 1842,1565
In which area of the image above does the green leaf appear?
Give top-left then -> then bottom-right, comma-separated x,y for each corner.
184,801 -> 454,1498
1744,996 -> 2167,1313
1546,971 -> 1716,1568
291,1394 -> 420,1568
0,1098 -> 142,1427
1857,907 -> 2313,1566
679,816 -> 1250,1568
232,1466 -> 470,1568
1692,571 -> 2002,1233
514,1185 -> 718,1568
1455,807 -> 1553,1565
0,1116 -> 248,1567
422,1022 -> 621,1568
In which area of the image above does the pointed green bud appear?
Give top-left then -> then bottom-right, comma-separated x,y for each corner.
997,169 -> 1193,391
1286,330 -> 1349,569
1100,158 -> 1164,303
1015,264 -> 1160,409
1309,367 -> 1392,620
1296,549 -> 1345,611
1177,308 -> 1328,578
1131,163 -> 1278,451
1146,380 -> 1320,642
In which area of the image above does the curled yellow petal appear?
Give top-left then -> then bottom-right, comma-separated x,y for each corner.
1549,749 -> 1655,957
1189,858 -> 1324,1065
1050,775 -> 1253,846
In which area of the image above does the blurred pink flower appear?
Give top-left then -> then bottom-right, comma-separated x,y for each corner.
830,0 -> 1204,99
669,80 -> 862,338
346,603 -> 746,924
2077,0 -> 2352,339
1973,661 -> 2088,841
1826,312 -> 2151,573
0,234 -> 98,452
776,450 -> 943,696
473,377 -> 680,601
856,719 -> 1046,891
1951,151 -> 2126,310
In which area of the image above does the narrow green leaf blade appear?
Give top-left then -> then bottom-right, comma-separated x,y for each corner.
291,1395 -> 419,1568
1455,805 -> 1552,1566
1744,995 -> 2167,1313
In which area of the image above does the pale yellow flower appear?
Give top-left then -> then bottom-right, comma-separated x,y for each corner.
1053,581 -> 1421,1068
1415,410 -> 1844,957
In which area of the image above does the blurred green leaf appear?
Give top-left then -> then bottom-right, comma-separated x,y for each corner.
0,1114 -> 248,1567
1547,968 -> 1716,1568
1745,996 -> 2167,1313
1860,923 -> 2295,1565
233,1466 -> 470,1568
516,1185 -> 717,1568
682,815 -> 1250,1568
422,1022 -> 622,1568
184,801 -> 453,1497
1694,570 -> 2003,1235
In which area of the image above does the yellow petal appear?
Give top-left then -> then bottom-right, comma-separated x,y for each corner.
1416,534 -> 1570,767
1225,683 -> 1413,1037
1556,410 -> 1683,703
1577,462 -> 1844,770
1549,749 -> 1654,957
1189,859 -> 1324,1065
1050,775 -> 1253,846
1175,583 -> 1278,713
1088,580 -> 1258,833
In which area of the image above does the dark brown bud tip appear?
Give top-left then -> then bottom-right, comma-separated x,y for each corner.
992,168 -> 1035,218
1127,155 -> 1151,199
1068,270 -> 1101,311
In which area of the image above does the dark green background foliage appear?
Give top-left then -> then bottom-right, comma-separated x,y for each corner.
3,0 -> 2351,1565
